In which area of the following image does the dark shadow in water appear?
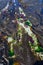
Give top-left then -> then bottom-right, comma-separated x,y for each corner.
40,8 -> 43,15
34,61 -> 43,65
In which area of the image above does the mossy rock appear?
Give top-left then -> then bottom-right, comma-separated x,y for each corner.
25,20 -> 32,26
35,46 -> 43,52
9,50 -> 14,56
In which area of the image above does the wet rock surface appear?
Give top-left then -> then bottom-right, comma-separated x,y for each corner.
0,0 -> 9,10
